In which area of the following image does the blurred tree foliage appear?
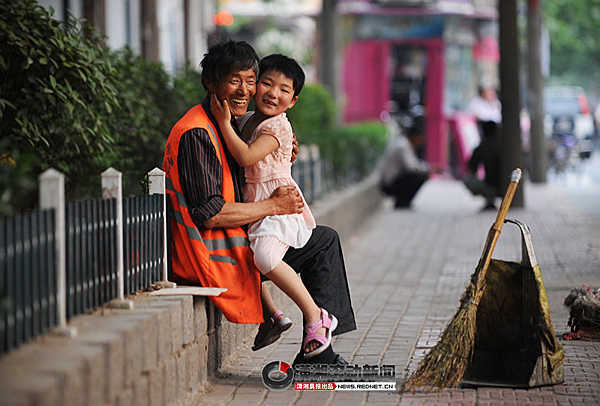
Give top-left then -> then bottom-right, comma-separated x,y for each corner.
288,85 -> 387,184
326,121 -> 388,184
286,83 -> 337,143
544,0 -> 600,97
334,121 -> 388,179
107,53 -> 205,195
0,1 -> 386,217
1,0 -> 119,214
0,1 -> 206,216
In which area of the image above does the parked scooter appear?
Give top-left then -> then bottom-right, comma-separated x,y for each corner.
548,116 -> 579,174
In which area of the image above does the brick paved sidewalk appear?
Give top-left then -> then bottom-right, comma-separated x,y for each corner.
198,177 -> 600,406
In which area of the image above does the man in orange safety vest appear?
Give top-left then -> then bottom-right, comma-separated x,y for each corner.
163,40 -> 355,365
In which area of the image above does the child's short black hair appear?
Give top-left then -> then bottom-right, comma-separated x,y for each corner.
259,54 -> 305,97
200,40 -> 259,91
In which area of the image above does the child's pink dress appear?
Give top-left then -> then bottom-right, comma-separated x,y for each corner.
237,112 -> 316,274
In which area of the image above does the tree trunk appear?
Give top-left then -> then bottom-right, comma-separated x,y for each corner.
319,0 -> 341,125
499,0 -> 525,207
527,0 -> 547,183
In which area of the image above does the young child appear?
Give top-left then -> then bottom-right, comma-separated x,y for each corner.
211,54 -> 337,358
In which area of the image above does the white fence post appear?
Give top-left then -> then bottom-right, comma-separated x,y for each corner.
101,168 -> 134,309
148,168 -> 175,288
298,146 -> 311,201
310,144 -> 322,201
39,168 -> 77,337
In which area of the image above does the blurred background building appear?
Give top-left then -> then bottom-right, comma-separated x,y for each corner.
37,0 -> 215,74
339,0 -> 499,170
37,0 -> 504,173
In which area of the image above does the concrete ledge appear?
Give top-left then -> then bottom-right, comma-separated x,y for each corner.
0,174 -> 384,406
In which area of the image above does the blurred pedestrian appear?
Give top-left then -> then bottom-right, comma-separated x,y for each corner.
468,86 -> 502,124
380,125 -> 432,208
463,120 -> 501,210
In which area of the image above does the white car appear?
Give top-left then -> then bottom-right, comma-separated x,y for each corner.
544,86 -> 596,141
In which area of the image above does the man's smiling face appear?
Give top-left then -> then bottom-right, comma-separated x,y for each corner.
211,68 -> 257,117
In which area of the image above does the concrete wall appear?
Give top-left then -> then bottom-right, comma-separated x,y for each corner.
0,175 -> 383,406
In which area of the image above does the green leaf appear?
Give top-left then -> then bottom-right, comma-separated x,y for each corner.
0,98 -> 16,110
78,69 -> 87,82
21,57 -> 33,69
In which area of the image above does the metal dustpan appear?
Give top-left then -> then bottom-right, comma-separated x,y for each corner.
461,219 -> 565,388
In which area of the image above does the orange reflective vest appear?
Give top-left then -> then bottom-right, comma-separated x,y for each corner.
163,104 -> 263,324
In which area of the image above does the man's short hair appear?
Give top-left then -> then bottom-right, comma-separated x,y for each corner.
259,54 -> 306,97
200,40 -> 260,90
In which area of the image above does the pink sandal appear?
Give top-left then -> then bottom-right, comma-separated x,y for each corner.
303,308 -> 338,359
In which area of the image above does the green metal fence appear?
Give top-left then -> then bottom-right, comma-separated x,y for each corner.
123,195 -> 164,296
1,168 -> 167,356
1,148 -> 361,355
0,210 -> 58,354
65,198 -> 119,319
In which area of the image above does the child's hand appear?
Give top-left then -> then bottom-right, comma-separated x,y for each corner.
210,94 -> 231,125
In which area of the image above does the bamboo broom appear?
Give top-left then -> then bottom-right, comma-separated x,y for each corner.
402,168 -> 523,392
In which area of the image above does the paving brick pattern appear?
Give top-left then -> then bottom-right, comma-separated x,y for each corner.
198,175 -> 600,406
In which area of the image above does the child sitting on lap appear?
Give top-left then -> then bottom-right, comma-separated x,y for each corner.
211,54 -> 336,358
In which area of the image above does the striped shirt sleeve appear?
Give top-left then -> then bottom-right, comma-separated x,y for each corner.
178,128 -> 226,227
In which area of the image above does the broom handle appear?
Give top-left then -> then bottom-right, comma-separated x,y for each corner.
474,168 -> 523,290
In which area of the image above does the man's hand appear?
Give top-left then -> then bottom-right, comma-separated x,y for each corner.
270,185 -> 303,215
291,134 -> 299,163
202,186 -> 303,229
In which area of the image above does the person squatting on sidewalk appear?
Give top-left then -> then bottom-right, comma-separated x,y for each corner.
162,40 -> 356,365
380,125 -> 432,208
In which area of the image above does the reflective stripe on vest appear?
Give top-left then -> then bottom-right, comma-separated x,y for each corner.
165,177 -> 249,248
166,178 -> 249,265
